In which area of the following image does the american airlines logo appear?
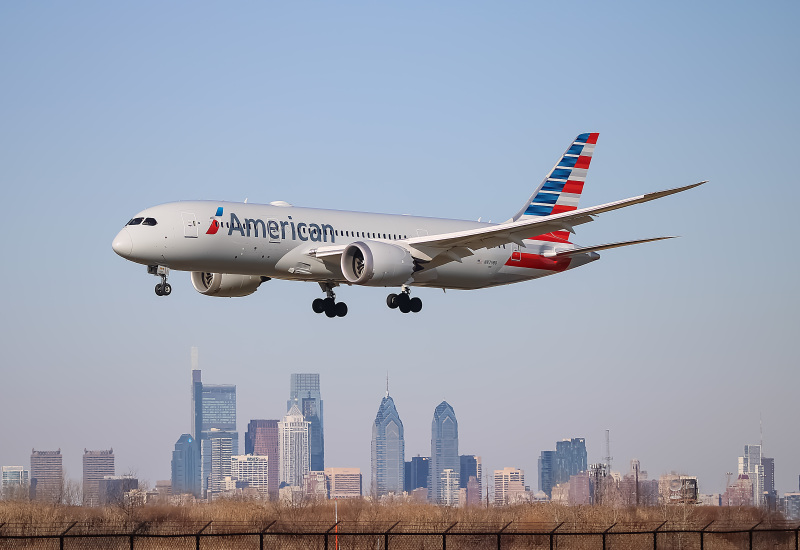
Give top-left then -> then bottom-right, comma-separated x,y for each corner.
207,207 -> 336,243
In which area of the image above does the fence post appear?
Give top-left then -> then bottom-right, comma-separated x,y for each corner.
748,521 -> 762,550
196,521 -> 212,550
549,522 -> 564,550
496,521 -> 512,550
60,522 -> 77,550
129,522 -> 147,550
325,521 -> 340,550
442,522 -> 457,550
384,521 -> 400,550
602,522 -> 617,550
699,520 -> 714,550
653,520 -> 667,550
259,520 -> 276,550
795,524 -> 799,550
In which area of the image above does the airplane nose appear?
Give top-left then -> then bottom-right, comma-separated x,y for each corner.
112,229 -> 133,258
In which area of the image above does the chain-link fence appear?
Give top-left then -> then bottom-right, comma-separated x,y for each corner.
1,520 -> 799,549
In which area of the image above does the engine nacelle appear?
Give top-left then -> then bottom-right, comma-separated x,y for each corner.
190,272 -> 265,297
341,241 -> 415,286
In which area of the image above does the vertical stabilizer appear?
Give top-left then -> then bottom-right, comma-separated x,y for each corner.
512,133 -> 598,221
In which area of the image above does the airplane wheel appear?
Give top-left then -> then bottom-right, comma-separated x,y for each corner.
323,298 -> 337,318
155,283 -> 164,296
335,302 -> 348,317
386,293 -> 398,309
398,295 -> 411,313
162,283 -> 172,296
312,298 -> 325,314
409,297 -> 422,313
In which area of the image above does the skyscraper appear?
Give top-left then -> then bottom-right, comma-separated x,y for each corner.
405,456 -> 429,494
190,367 -> 238,499
82,449 -> 115,506
459,455 -> 482,493
30,449 -> 63,503
279,404 -> 310,487
429,401 -> 459,504
245,419 -> 280,496
555,438 -> 587,485
739,444 -> 765,507
201,383 -> 237,432
762,457 -> 777,509
494,467 -> 526,505
171,434 -> 201,497
538,450 -> 556,497
287,374 -> 324,471
371,391 -> 405,497
201,429 -> 238,498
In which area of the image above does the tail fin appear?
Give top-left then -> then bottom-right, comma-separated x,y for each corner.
512,132 -> 599,221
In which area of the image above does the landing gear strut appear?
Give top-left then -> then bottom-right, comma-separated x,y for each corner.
149,265 -> 172,296
387,285 -> 422,314
312,282 -> 348,318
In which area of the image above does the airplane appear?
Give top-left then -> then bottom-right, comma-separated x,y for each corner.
112,133 -> 704,317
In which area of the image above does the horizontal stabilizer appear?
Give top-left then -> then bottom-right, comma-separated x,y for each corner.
542,236 -> 677,258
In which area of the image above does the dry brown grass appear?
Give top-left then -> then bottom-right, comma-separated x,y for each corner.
0,499 -> 781,531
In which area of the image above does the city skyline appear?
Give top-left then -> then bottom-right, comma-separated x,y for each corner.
1,1 -> 798,506
4,360 -> 799,502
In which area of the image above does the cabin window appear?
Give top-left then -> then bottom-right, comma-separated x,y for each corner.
142,218 -> 158,226
127,217 -> 143,226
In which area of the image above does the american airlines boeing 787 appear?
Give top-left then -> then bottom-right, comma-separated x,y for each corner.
112,133 -> 704,317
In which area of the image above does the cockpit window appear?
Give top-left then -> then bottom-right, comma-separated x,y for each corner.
127,217 -> 143,226
142,218 -> 158,226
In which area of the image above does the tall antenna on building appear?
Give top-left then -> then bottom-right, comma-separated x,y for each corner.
191,346 -> 199,371
604,429 -> 613,473
386,371 -> 389,397
760,412 -> 763,449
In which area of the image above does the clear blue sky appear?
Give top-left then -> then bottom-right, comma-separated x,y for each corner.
1,2 -> 797,496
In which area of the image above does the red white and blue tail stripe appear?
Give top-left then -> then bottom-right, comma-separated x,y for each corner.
512,132 -> 598,221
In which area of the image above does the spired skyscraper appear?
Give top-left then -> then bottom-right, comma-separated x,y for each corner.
371,388 -> 405,497
429,401 -> 459,504
287,374 -> 324,471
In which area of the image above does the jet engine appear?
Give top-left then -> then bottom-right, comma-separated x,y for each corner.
190,272 -> 266,297
341,241 -> 415,286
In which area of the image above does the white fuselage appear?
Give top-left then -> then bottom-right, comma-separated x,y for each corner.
112,200 -> 597,290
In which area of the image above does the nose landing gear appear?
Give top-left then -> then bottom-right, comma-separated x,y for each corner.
312,282 -> 348,318
149,265 -> 172,296
387,286 -> 422,314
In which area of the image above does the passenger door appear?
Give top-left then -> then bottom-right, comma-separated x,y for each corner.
182,212 -> 199,238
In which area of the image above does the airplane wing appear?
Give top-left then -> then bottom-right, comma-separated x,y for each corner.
404,181 -> 705,261
308,181 -> 705,265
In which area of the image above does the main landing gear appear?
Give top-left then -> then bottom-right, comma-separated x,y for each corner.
387,286 -> 422,314
149,265 -> 172,296
312,282 -> 348,318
